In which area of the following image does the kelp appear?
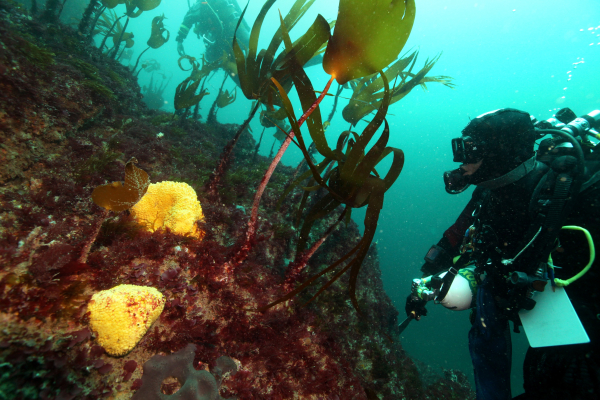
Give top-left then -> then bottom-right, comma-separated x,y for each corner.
141,59 -> 160,72
323,0 -> 416,84
132,14 -> 170,74
261,68 -> 404,314
254,107 -> 288,156
94,9 -> 124,51
216,88 -> 236,108
232,0 -> 330,105
125,0 -> 161,18
91,158 -> 149,212
174,76 -> 209,111
113,30 -> 134,49
173,56 -> 221,111
208,73 -> 235,123
343,52 -> 455,126
324,83 -> 344,129
205,0 -> 330,201
147,14 -> 169,49
107,0 -> 160,59
79,0 -> 103,36
252,18 -> 404,314
142,72 -> 171,109
104,13 -> 134,58
102,0 -> 125,8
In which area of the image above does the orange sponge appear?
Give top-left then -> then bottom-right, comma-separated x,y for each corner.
131,181 -> 204,238
88,284 -> 165,356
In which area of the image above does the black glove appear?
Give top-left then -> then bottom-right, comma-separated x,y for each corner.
177,40 -> 185,57
405,295 -> 428,321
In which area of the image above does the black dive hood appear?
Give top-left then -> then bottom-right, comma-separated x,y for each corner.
444,108 -> 536,194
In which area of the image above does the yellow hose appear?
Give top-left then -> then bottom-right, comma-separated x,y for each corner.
551,226 -> 595,287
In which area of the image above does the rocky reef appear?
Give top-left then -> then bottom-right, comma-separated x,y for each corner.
0,2 -> 474,399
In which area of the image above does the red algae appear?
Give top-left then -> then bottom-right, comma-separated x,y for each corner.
0,2 -> 474,399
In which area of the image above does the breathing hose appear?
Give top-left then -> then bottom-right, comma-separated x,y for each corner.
550,225 -> 595,287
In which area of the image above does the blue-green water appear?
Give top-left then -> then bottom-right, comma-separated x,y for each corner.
80,0 -> 600,395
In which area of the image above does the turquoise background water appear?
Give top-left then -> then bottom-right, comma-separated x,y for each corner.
92,0 -> 600,395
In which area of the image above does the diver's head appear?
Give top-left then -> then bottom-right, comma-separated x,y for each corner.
444,108 -> 536,194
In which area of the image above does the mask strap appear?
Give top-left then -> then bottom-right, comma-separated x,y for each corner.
477,156 -> 537,190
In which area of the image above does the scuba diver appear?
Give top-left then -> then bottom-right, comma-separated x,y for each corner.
404,108 -> 600,399
176,0 -> 251,64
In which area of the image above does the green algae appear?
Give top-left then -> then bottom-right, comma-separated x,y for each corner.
20,38 -> 55,67
107,69 -> 126,88
82,79 -> 116,100
68,58 -> 101,80
150,113 -> 176,126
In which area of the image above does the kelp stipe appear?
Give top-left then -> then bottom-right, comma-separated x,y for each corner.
258,72 -> 404,314
205,0 -> 330,201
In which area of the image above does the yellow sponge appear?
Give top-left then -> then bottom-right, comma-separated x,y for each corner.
88,284 -> 165,356
131,181 -> 204,238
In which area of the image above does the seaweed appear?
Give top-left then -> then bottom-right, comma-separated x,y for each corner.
124,0 -> 161,19
205,0 -> 330,200
259,66 -> 404,314
131,14 -> 170,73
146,13 -> 169,49
173,55 -> 221,111
78,0 -> 101,36
82,79 -> 116,100
19,38 -> 55,67
323,0 -> 416,84
68,58 -> 101,80
342,51 -> 455,126
91,157 -> 150,212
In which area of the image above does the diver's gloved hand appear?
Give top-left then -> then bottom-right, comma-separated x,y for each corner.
405,295 -> 428,321
177,41 -> 185,57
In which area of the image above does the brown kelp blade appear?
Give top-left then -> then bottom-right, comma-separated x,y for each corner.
174,77 -> 209,110
91,158 -> 149,212
147,14 -> 169,49
348,191 -> 382,312
233,0 -> 322,103
296,193 -> 341,253
275,157 -> 332,211
277,17 -> 336,162
323,0 -> 416,84
340,72 -> 391,183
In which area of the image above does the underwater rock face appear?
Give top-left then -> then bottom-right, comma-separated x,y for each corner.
88,284 -> 165,356
0,2 -> 474,399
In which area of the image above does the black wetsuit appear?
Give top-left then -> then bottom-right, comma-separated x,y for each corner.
176,0 -> 251,62
424,161 -> 600,399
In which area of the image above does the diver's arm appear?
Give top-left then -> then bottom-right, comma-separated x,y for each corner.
420,187 -> 484,276
176,3 -> 204,44
405,193 -> 480,320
